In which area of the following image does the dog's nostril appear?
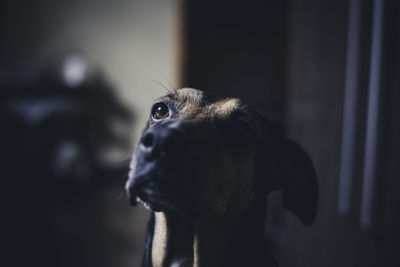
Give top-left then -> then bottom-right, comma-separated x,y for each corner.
142,132 -> 154,148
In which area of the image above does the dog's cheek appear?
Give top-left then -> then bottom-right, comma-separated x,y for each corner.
195,147 -> 230,216
223,146 -> 257,217
199,146 -> 255,218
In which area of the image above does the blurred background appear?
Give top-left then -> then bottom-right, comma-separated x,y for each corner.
1,0 -> 399,267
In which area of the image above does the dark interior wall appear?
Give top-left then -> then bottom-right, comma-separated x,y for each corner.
375,0 -> 400,265
283,1 -> 400,267
184,0 -> 288,126
281,0 -> 349,266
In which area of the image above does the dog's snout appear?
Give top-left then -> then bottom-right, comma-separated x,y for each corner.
141,130 -> 156,149
139,122 -> 185,160
139,129 -> 158,159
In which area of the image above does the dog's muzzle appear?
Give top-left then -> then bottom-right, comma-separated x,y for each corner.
126,120 -> 200,215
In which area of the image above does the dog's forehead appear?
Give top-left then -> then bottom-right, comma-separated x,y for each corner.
163,88 -> 242,119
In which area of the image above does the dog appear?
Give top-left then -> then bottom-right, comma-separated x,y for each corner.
126,88 -> 318,267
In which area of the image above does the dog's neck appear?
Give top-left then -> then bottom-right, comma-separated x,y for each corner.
150,199 -> 271,267
151,212 -> 233,267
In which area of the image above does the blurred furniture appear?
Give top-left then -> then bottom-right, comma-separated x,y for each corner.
1,58 -> 133,267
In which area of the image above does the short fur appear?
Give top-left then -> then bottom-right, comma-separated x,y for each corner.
126,88 -> 318,267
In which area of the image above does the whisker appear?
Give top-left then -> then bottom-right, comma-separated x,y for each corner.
152,80 -> 173,95
107,154 -> 132,170
160,74 -> 178,92
118,189 -> 127,202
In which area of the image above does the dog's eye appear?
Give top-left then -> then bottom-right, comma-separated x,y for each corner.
151,102 -> 170,120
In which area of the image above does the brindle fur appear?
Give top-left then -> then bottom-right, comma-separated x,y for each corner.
126,88 -> 318,267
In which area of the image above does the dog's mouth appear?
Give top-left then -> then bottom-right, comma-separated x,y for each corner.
133,188 -> 183,215
127,134 -> 202,218
128,170 -> 191,217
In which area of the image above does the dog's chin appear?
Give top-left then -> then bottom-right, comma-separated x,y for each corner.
136,193 -> 192,218
129,172 -> 192,217
135,194 -> 186,216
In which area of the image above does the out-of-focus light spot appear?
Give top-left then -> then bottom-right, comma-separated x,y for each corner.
56,141 -> 80,170
62,54 -> 88,88
8,99 -> 80,125
54,141 -> 91,182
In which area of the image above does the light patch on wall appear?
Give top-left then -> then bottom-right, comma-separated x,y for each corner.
10,0 -> 181,145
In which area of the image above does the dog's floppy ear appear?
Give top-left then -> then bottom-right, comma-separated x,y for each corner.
269,137 -> 318,225
250,109 -> 318,226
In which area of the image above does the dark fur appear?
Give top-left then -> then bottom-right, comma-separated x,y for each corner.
126,88 -> 318,267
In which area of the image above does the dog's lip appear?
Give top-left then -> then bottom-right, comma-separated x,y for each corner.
130,174 -> 187,216
137,191 -> 182,214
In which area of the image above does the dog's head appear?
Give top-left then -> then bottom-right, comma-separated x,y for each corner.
126,88 -> 318,225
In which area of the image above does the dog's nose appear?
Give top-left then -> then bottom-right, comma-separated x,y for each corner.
139,130 -> 157,159
139,122 -> 185,160
141,130 -> 156,149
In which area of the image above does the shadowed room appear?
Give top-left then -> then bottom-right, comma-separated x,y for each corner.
1,0 -> 399,267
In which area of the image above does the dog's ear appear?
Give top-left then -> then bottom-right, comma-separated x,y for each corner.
249,109 -> 318,226
268,137 -> 318,225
